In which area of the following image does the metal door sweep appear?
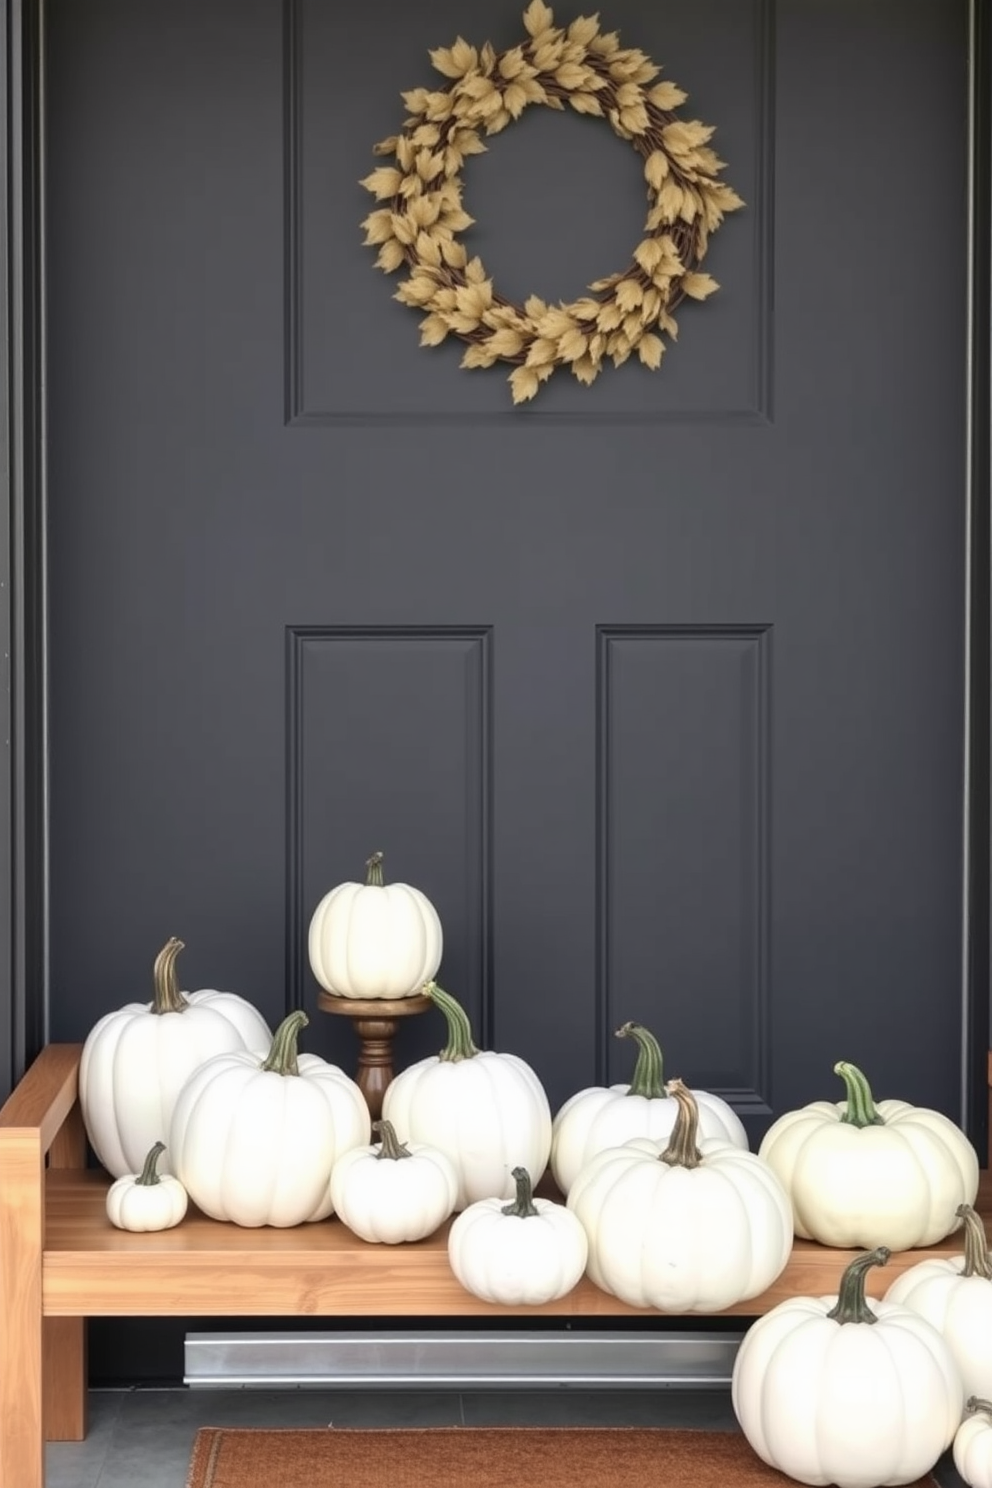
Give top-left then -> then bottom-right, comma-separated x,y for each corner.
184,1330 -> 744,1389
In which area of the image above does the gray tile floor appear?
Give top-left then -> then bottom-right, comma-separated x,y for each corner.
46,1386 -> 969,1488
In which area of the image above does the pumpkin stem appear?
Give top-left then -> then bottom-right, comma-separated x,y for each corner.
659,1079 -> 704,1169
151,938 -> 189,1014
956,1203 -> 992,1279
426,982 -> 480,1062
834,1061 -> 885,1128
966,1398 -> 992,1420
365,852 -> 385,887
136,1141 -> 167,1186
825,1247 -> 890,1325
260,1010 -> 308,1076
373,1119 -> 412,1160
615,1022 -> 665,1099
501,1166 -> 540,1218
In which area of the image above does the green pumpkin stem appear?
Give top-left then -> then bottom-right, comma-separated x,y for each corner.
260,1011 -> 308,1076
365,852 -> 385,887
136,1141 -> 167,1186
659,1079 -> 704,1169
826,1247 -> 890,1325
956,1203 -> 992,1279
615,1022 -> 665,1098
501,1166 -> 540,1218
426,982 -> 480,1062
373,1119 -> 412,1160
834,1061 -> 885,1128
966,1398 -> 992,1420
151,938 -> 189,1014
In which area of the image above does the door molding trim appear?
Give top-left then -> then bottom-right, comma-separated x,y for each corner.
0,1 -> 988,1139
0,0 -> 48,1103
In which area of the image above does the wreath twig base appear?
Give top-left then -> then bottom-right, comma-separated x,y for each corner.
360,2 -> 743,405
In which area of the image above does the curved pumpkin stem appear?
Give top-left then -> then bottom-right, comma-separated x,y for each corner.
151,938 -> 189,1015
659,1080 -> 704,1169
826,1247 -> 890,1325
957,1204 -> 992,1280
136,1141 -> 166,1186
501,1167 -> 539,1219
260,1011 -> 308,1076
966,1398 -> 992,1420
426,982 -> 480,1062
365,852 -> 385,887
373,1120 -> 412,1160
834,1061 -> 885,1128
615,1022 -> 665,1098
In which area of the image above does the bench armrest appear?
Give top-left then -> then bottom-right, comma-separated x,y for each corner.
0,1044 -> 83,1157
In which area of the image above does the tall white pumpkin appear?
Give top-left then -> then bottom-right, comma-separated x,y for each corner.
79,938 -> 272,1178
380,982 -> 552,1210
307,851 -> 442,1000
169,1010 -> 371,1227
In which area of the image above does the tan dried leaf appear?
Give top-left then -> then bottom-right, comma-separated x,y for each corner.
680,272 -> 719,300
571,353 -> 601,386
524,295 -> 547,319
569,91 -> 603,116
619,104 -> 649,134
523,0 -> 555,37
499,46 -> 528,79
440,207 -> 475,232
418,313 -> 450,346
409,124 -> 440,149
375,240 -> 406,273
641,287 -> 661,321
401,88 -> 431,115
609,48 -> 650,80
416,149 -> 446,182
361,209 -> 394,246
460,74 -> 496,100
509,365 -> 542,404
456,280 -> 494,318
567,14 -> 600,46
407,194 -> 443,228
441,238 -> 468,268
679,190 -> 700,224
398,173 -> 424,199
633,238 -> 663,276
424,91 -> 455,122
537,307 -> 577,339
589,272 -> 622,292
503,81 -> 532,118
525,337 -> 559,368
615,279 -> 644,313
615,82 -> 642,108
461,343 -> 499,369
372,136 -> 398,157
588,29 -> 620,56
360,167 -> 402,200
465,256 -> 488,285
596,301 -> 624,332
487,327 -> 525,358
393,275 -> 437,307
643,151 -> 670,192
452,128 -> 488,157
570,298 -> 600,322
485,110 -> 513,135
429,38 -> 479,78
480,41 -> 497,75
623,312 -> 643,340
532,39 -> 565,72
629,61 -> 660,84
608,332 -> 632,367
648,81 -> 688,110
518,75 -> 550,104
414,231 -> 443,267
659,311 -> 679,340
554,61 -> 589,89
557,327 -> 588,363
637,333 -> 664,370
389,212 -> 416,245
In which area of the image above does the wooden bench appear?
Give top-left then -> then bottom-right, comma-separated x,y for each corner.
2,1043 -> 990,1488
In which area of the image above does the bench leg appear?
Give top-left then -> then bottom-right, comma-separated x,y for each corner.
0,1131 -> 44,1488
44,1318 -> 88,1440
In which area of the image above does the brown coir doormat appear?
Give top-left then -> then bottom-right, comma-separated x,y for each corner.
185,1426 -> 941,1488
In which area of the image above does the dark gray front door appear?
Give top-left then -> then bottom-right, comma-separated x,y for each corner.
45,0 -> 978,1373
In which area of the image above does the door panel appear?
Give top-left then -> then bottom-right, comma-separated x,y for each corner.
46,0 -> 972,1374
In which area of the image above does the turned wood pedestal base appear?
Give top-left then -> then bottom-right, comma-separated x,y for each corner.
316,991 -> 432,1120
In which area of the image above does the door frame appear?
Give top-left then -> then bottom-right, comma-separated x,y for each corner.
0,0 -> 989,1149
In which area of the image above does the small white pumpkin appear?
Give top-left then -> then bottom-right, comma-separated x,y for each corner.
105,1141 -> 188,1232
169,1010 -> 371,1227
381,982 -> 552,1211
732,1247 -> 965,1488
80,937 -> 273,1178
567,1080 -> 791,1312
884,1202 -> 992,1399
307,851 -> 443,1000
448,1166 -> 588,1305
758,1060 -> 979,1249
329,1118 -> 458,1244
551,1020 -> 748,1196
955,1398 -> 992,1488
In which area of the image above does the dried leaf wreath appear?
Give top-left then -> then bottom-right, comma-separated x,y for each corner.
360,1 -> 743,405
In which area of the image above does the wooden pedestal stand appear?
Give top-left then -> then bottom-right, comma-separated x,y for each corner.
317,991 -> 432,1119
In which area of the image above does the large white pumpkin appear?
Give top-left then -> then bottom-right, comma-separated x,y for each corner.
758,1060 -> 979,1249
551,1020 -> 747,1196
169,1010 -> 371,1226
448,1166 -> 588,1306
307,851 -> 442,1000
329,1119 -> 458,1244
732,1247 -> 965,1488
566,1080 -> 792,1312
80,937 -> 273,1178
884,1202 -> 992,1399
380,982 -> 552,1210
955,1399 -> 992,1488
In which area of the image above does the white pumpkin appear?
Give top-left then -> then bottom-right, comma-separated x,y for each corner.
80,937 -> 273,1178
307,851 -> 442,1000
884,1202 -> 992,1399
448,1166 -> 588,1305
380,982 -> 552,1211
732,1247 -> 965,1488
955,1398 -> 992,1488
169,1010 -> 370,1226
551,1020 -> 748,1196
329,1118 -> 458,1244
566,1080 -> 792,1312
758,1060 -> 979,1249
105,1141 -> 188,1232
